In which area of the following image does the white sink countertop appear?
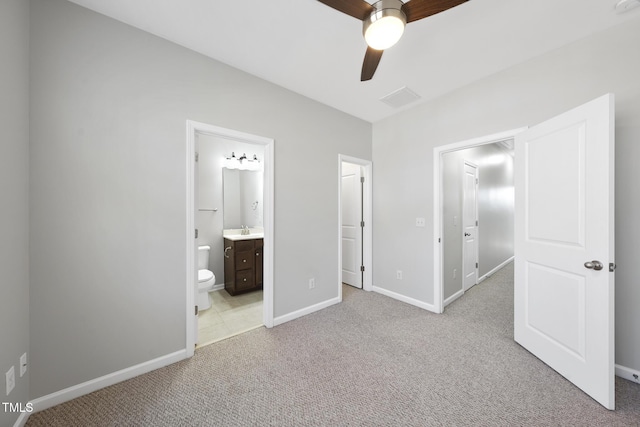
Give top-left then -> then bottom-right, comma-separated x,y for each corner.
223,228 -> 264,241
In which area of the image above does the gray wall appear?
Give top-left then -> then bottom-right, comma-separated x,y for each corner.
29,0 -> 371,398
442,144 -> 514,302
373,15 -> 640,372
0,0 -> 31,425
476,147 -> 514,275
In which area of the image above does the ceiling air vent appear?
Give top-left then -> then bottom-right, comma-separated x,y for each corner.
379,86 -> 421,109
496,139 -> 514,151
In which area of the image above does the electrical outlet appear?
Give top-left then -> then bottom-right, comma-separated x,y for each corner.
6,366 -> 15,396
396,270 -> 403,280
20,353 -> 27,377
453,269 -> 457,279
308,278 -> 315,289
415,217 -> 426,227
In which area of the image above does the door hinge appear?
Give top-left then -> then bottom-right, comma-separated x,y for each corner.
195,305 -> 199,316
476,178 -> 479,184
195,229 -> 198,239
476,220 -> 478,226
195,152 -> 199,162
361,220 -> 365,228
360,265 -> 365,272
609,263 -> 616,272
438,237 -> 441,243
476,262 -> 479,269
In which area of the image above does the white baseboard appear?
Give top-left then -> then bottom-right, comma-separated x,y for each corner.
478,256 -> 514,284
444,289 -> 464,308
273,296 -> 341,326
373,286 -> 437,313
29,349 -> 187,414
615,364 -> 640,384
12,411 -> 29,427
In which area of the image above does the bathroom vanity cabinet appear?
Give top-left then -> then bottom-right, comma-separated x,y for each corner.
224,237 -> 263,296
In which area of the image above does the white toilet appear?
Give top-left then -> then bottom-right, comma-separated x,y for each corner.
197,245 -> 216,311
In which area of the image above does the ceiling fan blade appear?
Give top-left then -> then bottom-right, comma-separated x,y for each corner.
316,0 -> 374,21
401,0 -> 469,23
361,47 -> 384,81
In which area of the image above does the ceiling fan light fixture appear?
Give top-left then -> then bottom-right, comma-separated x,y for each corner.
363,0 -> 406,50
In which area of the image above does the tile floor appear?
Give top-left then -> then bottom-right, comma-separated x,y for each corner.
197,288 -> 263,348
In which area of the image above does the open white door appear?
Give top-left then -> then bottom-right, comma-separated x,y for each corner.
341,162 -> 363,288
463,162 -> 479,291
514,94 -> 615,409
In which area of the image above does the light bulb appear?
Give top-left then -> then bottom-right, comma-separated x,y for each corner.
362,1 -> 406,51
364,15 -> 405,50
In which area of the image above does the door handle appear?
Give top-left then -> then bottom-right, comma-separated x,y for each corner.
584,260 -> 603,271
464,232 -> 471,237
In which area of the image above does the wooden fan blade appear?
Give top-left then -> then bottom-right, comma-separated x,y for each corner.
361,47 -> 384,81
401,0 -> 469,23
316,0 -> 374,21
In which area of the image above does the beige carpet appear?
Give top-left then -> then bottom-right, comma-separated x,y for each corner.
26,263 -> 640,426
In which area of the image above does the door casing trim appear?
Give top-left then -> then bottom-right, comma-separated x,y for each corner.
433,127 -> 526,313
186,120 -> 274,357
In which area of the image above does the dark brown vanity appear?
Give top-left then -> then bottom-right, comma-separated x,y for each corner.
223,237 -> 263,295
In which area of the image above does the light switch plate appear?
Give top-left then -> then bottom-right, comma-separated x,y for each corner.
415,217 -> 426,227
20,353 -> 27,377
616,0 -> 640,13
6,366 -> 15,396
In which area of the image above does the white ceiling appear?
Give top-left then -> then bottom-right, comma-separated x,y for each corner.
66,0 -> 640,123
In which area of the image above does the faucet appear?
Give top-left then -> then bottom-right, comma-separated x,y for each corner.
241,225 -> 250,235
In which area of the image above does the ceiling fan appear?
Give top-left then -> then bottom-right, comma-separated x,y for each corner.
317,0 -> 469,81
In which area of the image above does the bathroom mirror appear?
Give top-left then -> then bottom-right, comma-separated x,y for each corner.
222,168 -> 263,229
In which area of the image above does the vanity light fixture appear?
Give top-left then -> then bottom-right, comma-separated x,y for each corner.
224,152 -> 261,170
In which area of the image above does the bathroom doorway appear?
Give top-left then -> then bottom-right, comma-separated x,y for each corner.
186,121 -> 274,355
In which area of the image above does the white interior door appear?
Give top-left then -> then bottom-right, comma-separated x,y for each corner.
341,162 -> 363,288
514,94 -> 615,409
463,162 -> 478,292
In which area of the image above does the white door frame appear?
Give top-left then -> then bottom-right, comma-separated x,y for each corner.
433,127 -> 526,313
338,155 -> 373,300
186,120 -> 274,357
